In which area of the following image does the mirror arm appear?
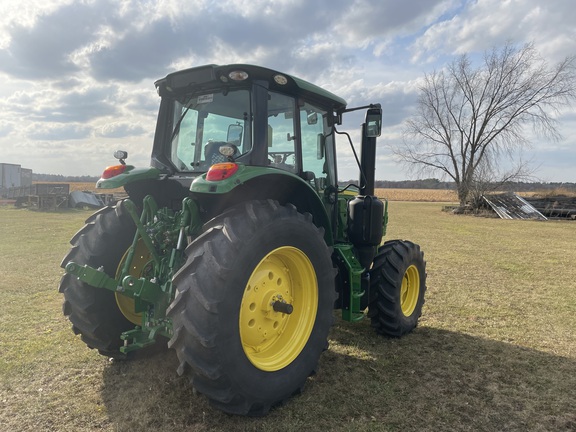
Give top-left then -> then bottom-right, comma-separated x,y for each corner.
340,103 -> 381,114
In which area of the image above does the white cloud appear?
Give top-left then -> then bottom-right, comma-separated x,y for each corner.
0,121 -> 13,137
25,123 -> 92,140
95,122 -> 147,138
0,0 -> 69,47
335,0 -> 456,51
0,0 -> 574,181
412,0 -> 576,63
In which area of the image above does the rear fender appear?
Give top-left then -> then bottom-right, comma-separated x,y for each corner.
96,166 -> 162,190
95,166 -> 193,210
191,166 -> 334,245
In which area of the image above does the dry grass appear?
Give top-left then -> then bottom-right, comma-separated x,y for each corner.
32,181 -> 124,194
1,203 -> 575,431
521,188 -> 576,198
375,188 -> 457,202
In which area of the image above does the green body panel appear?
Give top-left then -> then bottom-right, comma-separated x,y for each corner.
336,192 -> 355,243
334,244 -> 365,322
289,74 -> 347,108
191,164 -> 282,194
190,163 -> 325,195
96,166 -> 162,189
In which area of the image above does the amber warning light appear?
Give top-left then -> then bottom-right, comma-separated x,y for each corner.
101,164 -> 127,179
206,163 -> 239,181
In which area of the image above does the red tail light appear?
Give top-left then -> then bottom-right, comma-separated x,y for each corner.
206,163 -> 239,181
101,164 -> 127,179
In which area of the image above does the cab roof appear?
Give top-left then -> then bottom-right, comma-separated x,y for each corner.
155,64 -> 348,113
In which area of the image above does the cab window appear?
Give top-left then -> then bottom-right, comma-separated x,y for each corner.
267,92 -> 297,173
300,103 -> 332,190
169,89 -> 251,171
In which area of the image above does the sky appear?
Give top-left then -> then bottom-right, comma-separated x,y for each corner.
0,0 -> 575,182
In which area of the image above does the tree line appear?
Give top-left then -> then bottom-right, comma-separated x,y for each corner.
342,179 -> 575,192
33,173 -> 100,183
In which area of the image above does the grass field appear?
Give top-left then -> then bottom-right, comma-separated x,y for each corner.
1,201 -> 575,431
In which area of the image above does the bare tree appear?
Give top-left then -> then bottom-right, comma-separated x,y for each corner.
398,42 -> 576,206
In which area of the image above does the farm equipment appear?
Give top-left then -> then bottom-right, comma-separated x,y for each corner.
59,64 -> 426,415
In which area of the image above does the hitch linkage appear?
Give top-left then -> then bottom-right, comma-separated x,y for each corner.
65,196 -> 202,353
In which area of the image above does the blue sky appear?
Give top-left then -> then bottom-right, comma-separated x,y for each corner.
0,0 -> 574,182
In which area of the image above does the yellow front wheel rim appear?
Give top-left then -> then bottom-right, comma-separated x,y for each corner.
239,246 -> 318,372
400,265 -> 420,316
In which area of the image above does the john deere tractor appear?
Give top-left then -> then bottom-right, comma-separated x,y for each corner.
59,64 -> 426,415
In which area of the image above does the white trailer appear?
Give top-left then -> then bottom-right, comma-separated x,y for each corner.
0,163 -> 22,189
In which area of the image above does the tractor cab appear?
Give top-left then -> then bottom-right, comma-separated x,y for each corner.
151,64 -> 348,194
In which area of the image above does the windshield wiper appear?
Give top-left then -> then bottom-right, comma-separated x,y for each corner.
170,104 -> 193,144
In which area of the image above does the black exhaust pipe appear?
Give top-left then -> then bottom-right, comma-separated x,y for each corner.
359,122 -> 377,196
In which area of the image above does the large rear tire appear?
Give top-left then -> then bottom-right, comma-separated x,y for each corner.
368,240 -> 426,337
58,202 -> 142,357
167,200 -> 335,415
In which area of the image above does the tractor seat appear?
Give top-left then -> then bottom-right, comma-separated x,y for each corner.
204,141 -> 229,165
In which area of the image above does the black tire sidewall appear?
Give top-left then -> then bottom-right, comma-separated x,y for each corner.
206,207 -> 333,402
370,240 -> 426,335
394,243 -> 426,329
60,203 -> 136,353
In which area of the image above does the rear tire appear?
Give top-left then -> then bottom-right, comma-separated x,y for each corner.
167,200 -> 335,415
368,240 -> 426,336
58,202 -> 137,358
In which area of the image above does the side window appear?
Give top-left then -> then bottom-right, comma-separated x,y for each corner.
267,92 -> 296,172
300,104 -> 329,189
174,108 -> 198,169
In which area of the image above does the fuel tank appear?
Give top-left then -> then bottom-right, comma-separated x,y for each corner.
347,195 -> 384,246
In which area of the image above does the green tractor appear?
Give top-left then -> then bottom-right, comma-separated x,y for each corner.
59,64 -> 426,415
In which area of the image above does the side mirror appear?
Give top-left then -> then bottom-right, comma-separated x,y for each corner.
307,111 -> 318,125
365,108 -> 382,138
227,124 -> 243,144
114,150 -> 128,165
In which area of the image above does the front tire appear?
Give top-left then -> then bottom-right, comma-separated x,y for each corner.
368,240 -> 426,336
167,200 -> 335,415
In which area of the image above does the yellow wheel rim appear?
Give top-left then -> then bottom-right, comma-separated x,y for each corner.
115,240 -> 153,325
400,264 -> 420,316
239,246 -> 318,372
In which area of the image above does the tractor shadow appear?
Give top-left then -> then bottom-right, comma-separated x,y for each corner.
100,323 -> 576,431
